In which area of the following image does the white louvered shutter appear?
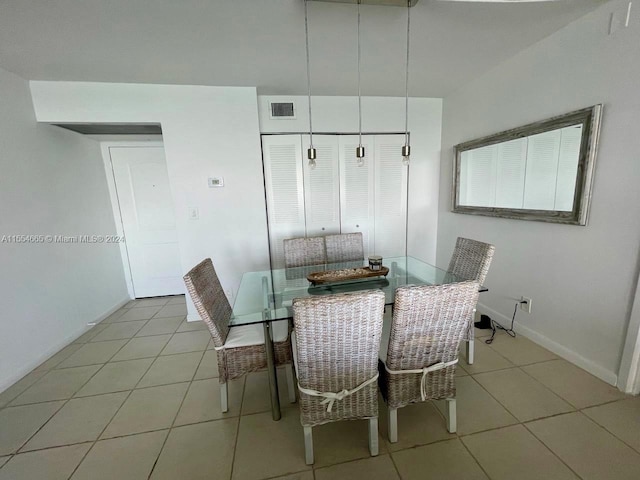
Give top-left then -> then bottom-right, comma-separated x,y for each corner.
374,135 -> 408,258
262,135 -> 306,268
302,135 -> 341,237
338,135 -> 375,256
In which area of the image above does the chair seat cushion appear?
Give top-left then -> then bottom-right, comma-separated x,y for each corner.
223,320 -> 289,349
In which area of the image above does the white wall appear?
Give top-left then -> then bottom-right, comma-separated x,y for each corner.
30,82 -> 271,319
259,95 -> 443,264
437,0 -> 640,385
0,68 -> 129,391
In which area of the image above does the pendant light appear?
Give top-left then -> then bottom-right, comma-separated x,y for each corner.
355,0 -> 365,167
401,0 -> 411,166
304,0 -> 317,169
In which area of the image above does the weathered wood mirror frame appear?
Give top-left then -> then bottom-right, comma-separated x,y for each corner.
452,105 -> 602,226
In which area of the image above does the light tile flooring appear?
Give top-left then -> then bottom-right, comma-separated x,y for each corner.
1,296 -> 639,479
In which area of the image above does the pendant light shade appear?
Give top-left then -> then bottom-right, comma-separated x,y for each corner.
355,0 -> 365,167
304,0 -> 317,169
402,0 -> 411,166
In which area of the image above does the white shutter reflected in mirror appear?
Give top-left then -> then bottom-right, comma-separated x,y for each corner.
374,135 -> 408,258
495,138 -> 527,209
339,135 -> 375,256
302,135 -> 341,237
262,135 -> 306,268
555,125 -> 582,211
523,129 -> 562,210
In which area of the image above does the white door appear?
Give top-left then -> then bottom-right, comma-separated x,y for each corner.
374,135 -> 408,258
302,135 -> 341,237
338,135 -> 375,257
110,146 -> 183,298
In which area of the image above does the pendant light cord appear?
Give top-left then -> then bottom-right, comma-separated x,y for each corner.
304,0 -> 314,147
357,0 -> 362,147
404,0 -> 411,146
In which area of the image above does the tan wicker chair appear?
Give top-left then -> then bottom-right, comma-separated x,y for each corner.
184,258 -> 295,412
283,237 -> 327,268
447,237 -> 495,364
292,290 -> 385,465
379,281 -> 479,442
324,232 -> 365,263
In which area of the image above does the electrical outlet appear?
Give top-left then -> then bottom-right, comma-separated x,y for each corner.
520,296 -> 532,314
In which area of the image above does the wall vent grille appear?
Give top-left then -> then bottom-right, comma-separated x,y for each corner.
270,102 -> 296,119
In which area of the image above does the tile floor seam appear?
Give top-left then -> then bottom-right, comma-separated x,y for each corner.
228,377 -> 248,480
520,415 -> 587,480
473,365 -> 577,421
516,362 -> 588,411
464,374 -> 521,424
12,361 -> 110,455
57,347 -> 163,479
580,406 -> 640,455
457,435 -> 492,480
146,348 -> 208,479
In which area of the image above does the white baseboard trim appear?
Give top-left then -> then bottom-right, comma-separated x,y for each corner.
477,302 -> 618,387
187,314 -> 202,322
0,297 -> 131,394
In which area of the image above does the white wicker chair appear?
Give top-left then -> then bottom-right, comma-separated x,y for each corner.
447,237 -> 495,364
379,281 -> 479,442
292,290 -> 385,465
184,258 -> 296,412
283,237 -> 327,268
324,232 -> 364,263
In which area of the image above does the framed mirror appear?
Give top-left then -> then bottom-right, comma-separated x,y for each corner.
452,105 -> 602,225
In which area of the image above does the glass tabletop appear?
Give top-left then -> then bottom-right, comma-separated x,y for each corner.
230,256 -> 486,326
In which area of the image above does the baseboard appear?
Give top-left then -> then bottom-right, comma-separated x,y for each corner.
186,313 -> 202,322
477,302 -> 619,387
0,296 -> 131,394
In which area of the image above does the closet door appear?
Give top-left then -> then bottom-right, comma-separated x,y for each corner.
374,135 -> 408,258
338,135 -> 375,257
262,135 -> 306,268
302,135 -> 341,237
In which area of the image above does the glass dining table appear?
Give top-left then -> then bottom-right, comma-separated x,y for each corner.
230,256 -> 487,420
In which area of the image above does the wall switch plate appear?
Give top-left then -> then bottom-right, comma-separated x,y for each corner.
188,207 -> 199,220
208,177 -> 224,188
520,296 -> 532,314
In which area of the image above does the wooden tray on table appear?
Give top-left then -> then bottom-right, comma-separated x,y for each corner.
307,266 -> 389,286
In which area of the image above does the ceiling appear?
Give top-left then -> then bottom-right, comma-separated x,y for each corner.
0,0 -> 607,97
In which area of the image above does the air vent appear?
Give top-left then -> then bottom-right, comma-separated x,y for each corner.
270,102 -> 296,119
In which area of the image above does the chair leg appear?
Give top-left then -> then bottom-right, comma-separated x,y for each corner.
446,398 -> 457,433
303,426 -> 314,465
285,363 -> 296,404
220,382 -> 229,413
388,408 -> 398,443
466,339 -> 474,365
368,417 -> 379,456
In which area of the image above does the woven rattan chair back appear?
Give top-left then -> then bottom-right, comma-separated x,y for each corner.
183,258 -> 231,348
293,290 -> 385,427
385,281 -> 479,408
324,233 -> 365,263
447,237 -> 495,285
284,237 -> 327,268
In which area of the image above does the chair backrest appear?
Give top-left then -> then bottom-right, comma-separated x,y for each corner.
324,232 -> 364,263
293,290 -> 385,423
183,258 -> 231,348
447,237 -> 495,285
283,237 -> 326,268
386,281 -> 479,373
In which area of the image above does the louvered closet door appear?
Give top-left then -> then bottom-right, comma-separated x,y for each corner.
262,135 -> 306,268
374,135 -> 408,258
338,135 -> 375,257
302,135 -> 341,237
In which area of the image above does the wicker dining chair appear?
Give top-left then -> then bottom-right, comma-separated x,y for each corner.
324,232 -> 365,263
292,290 -> 385,465
447,237 -> 495,365
283,237 -> 327,268
184,258 -> 295,412
379,281 -> 479,442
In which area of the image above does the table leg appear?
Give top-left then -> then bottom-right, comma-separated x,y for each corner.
263,321 -> 281,421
